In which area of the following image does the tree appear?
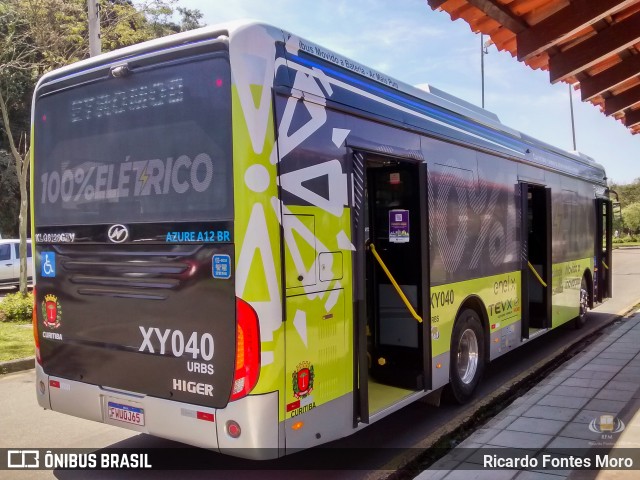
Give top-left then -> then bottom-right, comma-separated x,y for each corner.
622,202 -> 640,235
609,178 -> 640,236
0,150 -> 20,237
610,178 -> 640,209
176,7 -> 204,31
0,0 -> 203,294
0,0 -> 39,294
142,3 -> 204,35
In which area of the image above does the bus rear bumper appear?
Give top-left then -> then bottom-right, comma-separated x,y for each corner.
36,366 -> 280,459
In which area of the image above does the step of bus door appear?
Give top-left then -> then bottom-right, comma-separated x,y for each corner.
371,361 -> 423,390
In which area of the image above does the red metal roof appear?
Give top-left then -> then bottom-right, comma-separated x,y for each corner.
428,0 -> 640,134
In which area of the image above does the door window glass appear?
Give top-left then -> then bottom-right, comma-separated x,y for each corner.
13,243 -> 32,258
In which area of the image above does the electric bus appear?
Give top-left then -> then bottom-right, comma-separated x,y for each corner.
31,21 -> 612,459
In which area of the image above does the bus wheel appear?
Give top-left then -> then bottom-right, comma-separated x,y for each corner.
575,276 -> 589,329
447,309 -> 485,404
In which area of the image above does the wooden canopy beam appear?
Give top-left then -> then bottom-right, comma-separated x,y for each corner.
624,109 -> 640,127
549,10 -> 640,83
428,0 -> 527,33
427,0 -> 448,10
465,0 -> 527,34
517,0 -> 637,61
604,84 -> 640,116
581,55 -> 640,101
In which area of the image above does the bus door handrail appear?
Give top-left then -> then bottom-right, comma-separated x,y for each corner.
602,260 -> 609,270
527,261 -> 548,288
368,243 -> 423,323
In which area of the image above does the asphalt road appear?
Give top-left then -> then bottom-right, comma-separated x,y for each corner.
2,248 -> 640,480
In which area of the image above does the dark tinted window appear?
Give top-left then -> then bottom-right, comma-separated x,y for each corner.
34,55 -> 232,226
13,243 -> 31,258
0,244 -> 10,261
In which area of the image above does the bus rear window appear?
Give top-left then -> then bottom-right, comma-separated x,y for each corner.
34,55 -> 232,226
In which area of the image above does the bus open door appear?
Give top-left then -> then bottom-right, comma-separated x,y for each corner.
595,198 -> 613,302
520,183 -> 552,338
351,151 -> 430,425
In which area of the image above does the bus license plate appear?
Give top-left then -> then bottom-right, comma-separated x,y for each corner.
107,401 -> 145,426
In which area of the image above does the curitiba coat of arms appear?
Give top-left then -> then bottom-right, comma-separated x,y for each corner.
292,361 -> 314,399
42,294 -> 62,329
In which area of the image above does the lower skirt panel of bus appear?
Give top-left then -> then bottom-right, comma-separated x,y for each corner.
36,364 -> 281,459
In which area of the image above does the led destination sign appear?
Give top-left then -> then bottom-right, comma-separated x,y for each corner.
70,78 -> 184,123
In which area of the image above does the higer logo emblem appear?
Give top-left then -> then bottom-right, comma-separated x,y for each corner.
108,224 -> 129,243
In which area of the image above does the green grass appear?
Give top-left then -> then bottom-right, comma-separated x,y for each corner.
613,242 -> 640,249
0,322 -> 34,362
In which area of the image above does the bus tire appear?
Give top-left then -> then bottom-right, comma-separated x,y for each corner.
447,309 -> 485,404
575,276 -> 589,329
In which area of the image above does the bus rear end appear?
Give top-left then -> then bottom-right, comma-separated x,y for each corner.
32,34 -> 275,457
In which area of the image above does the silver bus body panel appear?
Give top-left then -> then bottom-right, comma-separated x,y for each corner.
431,352 -> 451,391
216,392 -> 280,458
35,363 -> 51,410
284,393 -> 353,452
40,366 -> 280,455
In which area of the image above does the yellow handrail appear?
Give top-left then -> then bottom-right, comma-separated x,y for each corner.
527,261 -> 547,288
602,260 -> 609,270
368,243 -> 423,323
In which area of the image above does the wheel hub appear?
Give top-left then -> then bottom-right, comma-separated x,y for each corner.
580,285 -> 589,319
457,328 -> 479,385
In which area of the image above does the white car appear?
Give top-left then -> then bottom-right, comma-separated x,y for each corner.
0,239 -> 34,288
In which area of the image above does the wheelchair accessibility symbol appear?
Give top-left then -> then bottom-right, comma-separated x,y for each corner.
41,252 -> 56,278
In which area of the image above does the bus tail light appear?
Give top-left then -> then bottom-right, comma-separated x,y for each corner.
32,287 -> 41,365
229,298 -> 260,402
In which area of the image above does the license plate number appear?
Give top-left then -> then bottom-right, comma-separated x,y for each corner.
107,401 -> 145,426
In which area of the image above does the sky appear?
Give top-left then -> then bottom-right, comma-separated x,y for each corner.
176,0 -> 639,184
